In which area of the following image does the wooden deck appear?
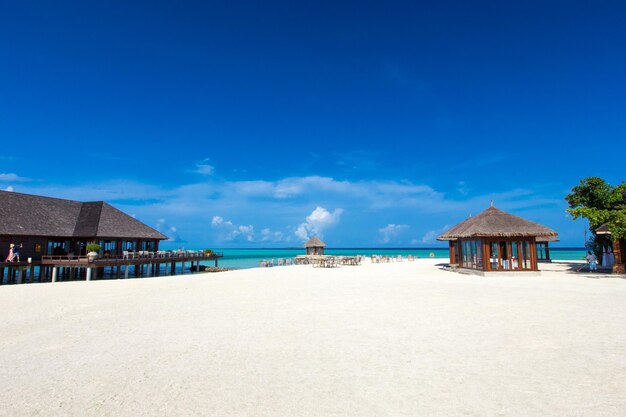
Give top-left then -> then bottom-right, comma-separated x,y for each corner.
40,251 -> 223,267
1,251 -> 224,285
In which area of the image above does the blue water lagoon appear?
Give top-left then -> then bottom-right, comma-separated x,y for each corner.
203,248 -> 587,269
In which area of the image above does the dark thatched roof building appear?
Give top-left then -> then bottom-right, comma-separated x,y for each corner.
437,205 -> 558,272
0,190 -> 167,261
595,222 -> 626,274
304,236 -> 326,256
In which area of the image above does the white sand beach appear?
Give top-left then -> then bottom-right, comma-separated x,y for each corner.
1,259 -> 625,417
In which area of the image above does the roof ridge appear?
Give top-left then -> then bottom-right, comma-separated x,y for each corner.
0,189 -> 85,204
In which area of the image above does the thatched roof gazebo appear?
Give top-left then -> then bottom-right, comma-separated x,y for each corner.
304,236 -> 326,256
437,205 -> 558,273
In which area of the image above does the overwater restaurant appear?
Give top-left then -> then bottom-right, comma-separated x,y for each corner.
0,190 -> 168,262
437,205 -> 558,272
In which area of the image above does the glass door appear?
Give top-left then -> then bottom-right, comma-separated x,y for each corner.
490,242 -> 499,270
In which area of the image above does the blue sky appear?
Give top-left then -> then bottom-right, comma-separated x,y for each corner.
1,1 -> 625,248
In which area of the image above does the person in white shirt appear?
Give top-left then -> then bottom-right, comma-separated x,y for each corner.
586,251 -> 598,272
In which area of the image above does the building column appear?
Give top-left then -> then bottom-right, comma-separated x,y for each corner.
530,239 -> 538,271
613,239 -> 625,274
52,267 -> 58,283
448,241 -> 456,267
86,268 -> 92,281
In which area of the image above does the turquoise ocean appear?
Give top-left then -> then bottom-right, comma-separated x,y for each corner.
205,248 -> 587,269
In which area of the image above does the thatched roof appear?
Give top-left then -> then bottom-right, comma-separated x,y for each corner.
595,223 -> 611,235
0,190 -> 168,240
437,206 -> 558,240
304,236 -> 326,248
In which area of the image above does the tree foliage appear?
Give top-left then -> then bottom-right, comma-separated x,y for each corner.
565,177 -> 626,240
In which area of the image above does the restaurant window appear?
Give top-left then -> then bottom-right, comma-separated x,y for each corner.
461,240 -> 469,268
474,240 -> 483,269
522,241 -> 531,269
48,240 -> 70,256
537,243 -> 546,260
511,242 -> 520,270
489,242 -> 499,270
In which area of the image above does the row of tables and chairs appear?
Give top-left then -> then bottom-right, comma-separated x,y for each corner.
122,250 -> 208,259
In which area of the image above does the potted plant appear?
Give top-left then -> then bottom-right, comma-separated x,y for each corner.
86,243 -> 101,262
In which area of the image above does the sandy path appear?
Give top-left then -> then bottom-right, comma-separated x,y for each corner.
1,259 -> 625,416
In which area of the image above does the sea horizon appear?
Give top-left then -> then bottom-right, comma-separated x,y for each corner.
198,247 -> 588,269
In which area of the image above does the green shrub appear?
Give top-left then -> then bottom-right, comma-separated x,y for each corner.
86,243 -> 101,253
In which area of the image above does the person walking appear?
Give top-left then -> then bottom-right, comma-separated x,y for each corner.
586,251 -> 598,272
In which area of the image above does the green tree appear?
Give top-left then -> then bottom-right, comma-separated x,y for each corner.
565,177 -> 626,261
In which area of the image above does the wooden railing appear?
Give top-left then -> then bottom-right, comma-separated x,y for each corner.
41,251 -> 223,264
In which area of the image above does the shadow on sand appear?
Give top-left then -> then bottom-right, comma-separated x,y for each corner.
549,261 -> 625,279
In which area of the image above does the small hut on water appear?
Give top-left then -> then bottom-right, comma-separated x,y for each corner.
437,204 -> 558,273
304,236 -> 326,256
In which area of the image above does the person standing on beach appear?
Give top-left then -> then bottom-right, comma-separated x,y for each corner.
586,251 -> 598,272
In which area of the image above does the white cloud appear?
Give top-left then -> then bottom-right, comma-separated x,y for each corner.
295,206 -> 343,241
211,215 -> 255,242
6,172 -> 567,246
261,228 -> 284,242
4,186 -> 14,192
192,158 -> 215,175
155,218 -> 183,242
414,225 -> 451,244
211,216 -> 228,227
0,173 -> 30,182
379,224 -> 410,244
